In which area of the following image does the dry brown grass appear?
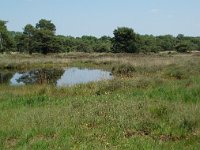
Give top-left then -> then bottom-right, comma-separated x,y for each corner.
1,52 -> 199,69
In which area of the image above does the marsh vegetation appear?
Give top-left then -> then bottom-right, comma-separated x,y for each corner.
0,52 -> 200,149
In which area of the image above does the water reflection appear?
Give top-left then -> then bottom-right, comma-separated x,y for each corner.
11,69 -> 65,85
0,71 -> 13,84
57,68 -> 112,86
10,73 -> 24,85
4,67 -> 112,86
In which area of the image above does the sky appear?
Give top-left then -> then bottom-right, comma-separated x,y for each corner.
0,0 -> 200,37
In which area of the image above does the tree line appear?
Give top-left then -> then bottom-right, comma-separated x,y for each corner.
0,19 -> 200,54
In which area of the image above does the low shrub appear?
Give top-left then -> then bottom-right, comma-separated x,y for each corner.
112,64 -> 136,77
164,65 -> 188,80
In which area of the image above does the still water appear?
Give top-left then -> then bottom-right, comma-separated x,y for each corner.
0,68 -> 112,86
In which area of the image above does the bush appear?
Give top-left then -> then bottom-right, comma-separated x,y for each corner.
164,65 -> 188,80
175,41 -> 192,53
112,64 -> 136,77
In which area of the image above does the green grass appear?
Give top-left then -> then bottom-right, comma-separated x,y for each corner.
0,53 -> 200,149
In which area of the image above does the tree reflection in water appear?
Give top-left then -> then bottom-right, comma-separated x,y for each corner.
16,68 -> 65,85
0,71 -> 13,84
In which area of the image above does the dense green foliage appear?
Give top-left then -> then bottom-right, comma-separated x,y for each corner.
1,19 -> 200,54
112,27 -> 139,53
15,19 -> 62,54
0,21 -> 15,53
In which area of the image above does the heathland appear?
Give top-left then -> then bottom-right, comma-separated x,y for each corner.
0,52 -> 200,149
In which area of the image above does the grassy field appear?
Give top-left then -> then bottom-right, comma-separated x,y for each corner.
0,52 -> 200,149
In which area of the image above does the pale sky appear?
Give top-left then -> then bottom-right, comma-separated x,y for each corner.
1,0 -> 200,37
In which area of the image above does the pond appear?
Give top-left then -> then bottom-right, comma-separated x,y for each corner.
0,68 -> 112,86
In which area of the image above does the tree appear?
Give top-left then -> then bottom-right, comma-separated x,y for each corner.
112,27 -> 138,53
56,35 -> 76,52
19,19 -> 60,54
35,19 -> 60,54
0,20 -> 14,53
177,34 -> 184,40
0,20 -> 7,51
157,35 -> 176,51
23,24 -> 35,54
139,35 -> 161,53
97,36 -> 112,52
34,19 -> 56,54
36,19 -> 56,33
